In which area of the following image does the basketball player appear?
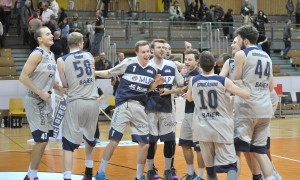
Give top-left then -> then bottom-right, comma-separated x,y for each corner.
233,25 -> 276,180
186,51 -> 250,180
56,32 -> 99,180
19,26 -> 61,180
179,49 -> 205,180
94,40 -> 165,180
146,39 -> 183,180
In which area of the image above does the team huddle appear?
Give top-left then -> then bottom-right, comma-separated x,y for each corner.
19,25 -> 281,180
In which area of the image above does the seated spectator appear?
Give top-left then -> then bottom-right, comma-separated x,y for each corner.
50,31 -> 68,61
49,0 -> 59,19
69,12 -> 83,33
185,1 -> 199,21
222,8 -> 234,39
214,3 -> 224,27
169,0 -> 185,21
95,52 -> 112,79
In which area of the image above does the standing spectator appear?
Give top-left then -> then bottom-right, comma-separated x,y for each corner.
0,19 -> 3,47
28,11 -> 42,51
257,34 -> 270,56
101,0 -> 110,18
295,0 -> 300,27
21,0 -> 32,44
169,0 -> 185,21
41,2 -> 53,25
57,7 -> 67,25
240,0 -> 254,25
50,31 -> 68,60
14,0 -> 25,35
85,21 -> 94,51
69,12 -> 84,33
0,0 -> 12,35
49,0 -> 59,19
48,14 -> 58,34
162,0 -> 172,12
283,19 -> 292,59
253,10 -> 269,35
286,0 -> 294,20
91,10 -> 105,57
222,8 -> 233,39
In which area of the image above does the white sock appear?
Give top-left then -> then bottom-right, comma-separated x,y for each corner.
146,159 -> 154,170
198,168 -> 205,178
265,175 -> 275,180
98,159 -> 108,173
136,164 -> 145,179
85,160 -> 93,168
165,157 -> 172,170
28,169 -> 37,180
63,171 -> 72,179
187,164 -> 194,175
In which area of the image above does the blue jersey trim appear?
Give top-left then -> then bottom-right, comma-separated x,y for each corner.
243,46 -> 259,56
192,75 -> 225,86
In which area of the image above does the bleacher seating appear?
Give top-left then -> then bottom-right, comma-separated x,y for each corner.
0,48 -> 18,79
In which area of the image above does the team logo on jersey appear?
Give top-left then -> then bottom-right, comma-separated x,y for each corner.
132,76 -> 138,81
47,64 -> 52,70
147,69 -> 154,74
164,69 -> 171,73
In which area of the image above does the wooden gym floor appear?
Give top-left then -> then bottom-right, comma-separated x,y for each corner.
0,117 -> 299,179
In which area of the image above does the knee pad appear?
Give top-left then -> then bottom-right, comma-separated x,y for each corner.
62,137 -> 80,152
83,135 -> 97,147
147,142 -> 156,159
164,141 -> 173,158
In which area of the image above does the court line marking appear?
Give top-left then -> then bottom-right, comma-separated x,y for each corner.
271,154 -> 300,163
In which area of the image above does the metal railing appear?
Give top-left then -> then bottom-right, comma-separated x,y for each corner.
100,35 -> 117,65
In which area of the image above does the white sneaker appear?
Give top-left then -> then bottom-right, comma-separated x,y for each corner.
274,172 -> 282,180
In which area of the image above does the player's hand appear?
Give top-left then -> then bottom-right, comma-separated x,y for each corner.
154,74 -> 166,85
180,86 -> 188,94
159,88 -> 171,96
39,91 -> 51,101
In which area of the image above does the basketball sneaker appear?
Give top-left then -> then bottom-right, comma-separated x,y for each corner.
153,166 -> 160,179
82,167 -> 93,180
23,175 -> 39,180
181,172 -> 197,180
94,171 -> 106,180
171,168 -> 178,180
163,170 -> 172,180
135,175 -> 146,180
147,170 -> 156,180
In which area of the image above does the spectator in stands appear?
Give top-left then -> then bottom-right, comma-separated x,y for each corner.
222,8 -> 233,39
59,16 -> 69,39
69,12 -> 84,33
28,11 -> 42,51
91,10 -> 105,56
0,0 -> 12,36
240,0 -> 254,25
283,19 -> 292,59
84,21 -> 94,51
111,52 -> 125,96
50,31 -> 68,60
296,0 -> 300,28
169,0 -> 184,21
95,52 -> 112,71
48,14 -> 58,34
21,0 -> 32,45
257,34 -> 270,56
101,0 -> 110,18
0,20 -> 3,48
41,2 -> 53,25
49,0 -> 59,19
197,1 -> 206,21
253,10 -> 269,35
185,1 -> 199,22
214,3 -> 224,27
286,0 -> 294,20
57,7 -> 67,25
14,0 -> 25,35
162,0 -> 172,12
